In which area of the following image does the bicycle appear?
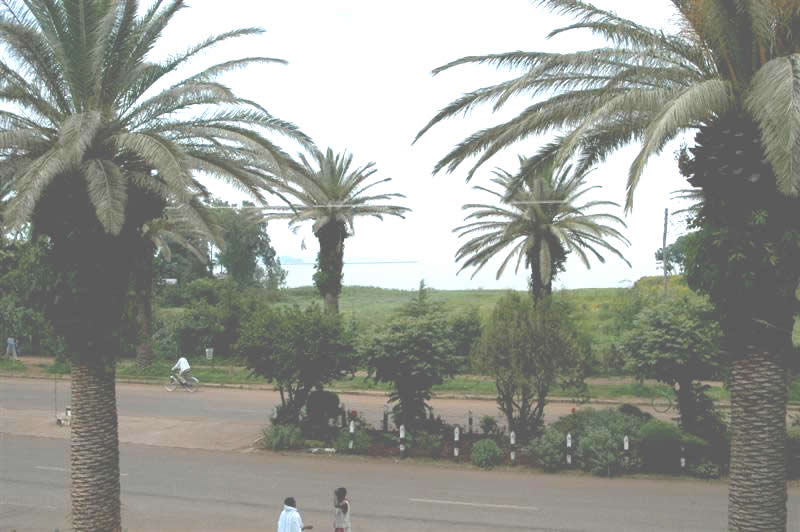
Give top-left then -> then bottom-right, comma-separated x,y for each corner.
165,372 -> 200,392
650,388 -> 674,413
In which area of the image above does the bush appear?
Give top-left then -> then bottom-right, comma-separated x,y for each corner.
617,403 -> 652,422
787,428 -> 800,480
413,430 -> 444,459
527,427 -> 566,472
688,460 -> 721,480
471,438 -> 503,469
577,427 -> 628,477
552,407 -> 646,459
304,390 -> 342,441
479,415 -> 500,436
334,429 -> 371,455
263,424 -> 303,451
639,420 -> 682,474
681,433 -> 712,468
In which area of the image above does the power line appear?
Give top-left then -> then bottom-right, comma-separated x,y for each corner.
283,260 -> 418,266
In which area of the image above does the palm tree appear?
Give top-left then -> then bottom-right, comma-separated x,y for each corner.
455,161 -> 629,303
266,148 -> 410,313
133,201 -> 221,368
416,2 -> 800,529
0,2 -> 309,529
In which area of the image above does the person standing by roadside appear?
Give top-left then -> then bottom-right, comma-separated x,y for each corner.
278,497 -> 313,532
333,487 -> 351,532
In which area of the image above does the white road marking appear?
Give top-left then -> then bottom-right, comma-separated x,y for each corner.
1,501 -> 57,510
409,498 -> 538,511
35,465 -> 128,476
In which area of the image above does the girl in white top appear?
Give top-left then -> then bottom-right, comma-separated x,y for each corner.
333,487 -> 351,532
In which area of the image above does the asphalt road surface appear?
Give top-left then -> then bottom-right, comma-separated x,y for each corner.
6,434 -> 797,532
4,377 -> 799,531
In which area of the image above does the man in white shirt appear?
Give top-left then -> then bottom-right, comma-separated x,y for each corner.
277,497 -> 312,532
171,356 -> 191,383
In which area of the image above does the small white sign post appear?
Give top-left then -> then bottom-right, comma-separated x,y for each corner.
454,426 -> 460,459
205,347 -> 213,361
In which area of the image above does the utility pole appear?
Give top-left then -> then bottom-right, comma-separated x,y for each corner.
662,208 -> 669,297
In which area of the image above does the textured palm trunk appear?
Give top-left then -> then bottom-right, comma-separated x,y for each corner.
134,252 -> 155,368
71,359 -> 121,531
314,222 -> 347,314
728,349 -> 787,531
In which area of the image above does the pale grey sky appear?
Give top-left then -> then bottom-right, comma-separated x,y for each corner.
163,1 -> 694,291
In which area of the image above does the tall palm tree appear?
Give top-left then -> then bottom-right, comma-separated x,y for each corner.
455,161 -> 629,303
266,147 -> 410,313
416,2 -> 800,529
133,200 -> 221,368
0,1 -> 309,529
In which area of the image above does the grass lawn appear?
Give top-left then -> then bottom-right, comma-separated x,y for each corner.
0,359 -> 26,372
14,356 -> 800,405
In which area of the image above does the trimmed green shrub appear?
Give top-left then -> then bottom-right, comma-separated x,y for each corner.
617,403 -> 653,422
578,427 -> 626,477
413,430 -> 444,459
552,407 -> 646,466
639,420 -> 682,474
688,460 -> 721,479
263,424 -> 303,451
471,438 -> 503,469
527,427 -> 566,472
479,415 -> 501,436
681,433 -> 712,467
787,427 -> 800,480
335,429 -> 371,455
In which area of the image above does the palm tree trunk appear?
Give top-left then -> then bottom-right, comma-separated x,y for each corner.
71,359 -> 121,531
134,252 -> 155,368
728,349 -> 787,531
314,222 -> 346,313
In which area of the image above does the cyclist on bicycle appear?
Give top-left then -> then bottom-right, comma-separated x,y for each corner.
171,356 -> 191,384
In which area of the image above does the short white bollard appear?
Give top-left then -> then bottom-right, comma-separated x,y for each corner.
623,435 -> 629,452
349,420 -> 355,450
454,426 -> 460,459
566,432 -> 572,466
399,424 -> 407,458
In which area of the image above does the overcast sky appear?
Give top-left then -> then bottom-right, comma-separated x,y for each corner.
161,1 -> 693,291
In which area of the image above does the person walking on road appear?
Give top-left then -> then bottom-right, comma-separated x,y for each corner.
278,497 -> 313,532
333,487 -> 351,532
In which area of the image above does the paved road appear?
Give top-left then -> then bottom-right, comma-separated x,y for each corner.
2,376 -> 669,430
6,434 -> 798,531
4,377 -> 654,451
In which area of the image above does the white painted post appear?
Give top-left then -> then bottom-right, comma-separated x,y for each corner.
454,426 -> 460,459
510,431 -> 517,464
399,424 -> 406,458
566,432 -> 572,466
624,435 -> 629,452
349,420 -> 355,450
205,347 -> 213,361
680,445 -> 686,469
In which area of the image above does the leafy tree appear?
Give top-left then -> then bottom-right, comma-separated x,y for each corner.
0,2 -> 308,528
417,1 -> 800,527
621,295 -> 723,433
655,233 -> 694,274
363,282 -> 457,428
473,293 -> 588,443
212,200 -> 286,288
449,307 -> 482,373
134,203 -> 220,367
239,303 -> 357,422
265,148 -> 409,312
455,161 -> 630,304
